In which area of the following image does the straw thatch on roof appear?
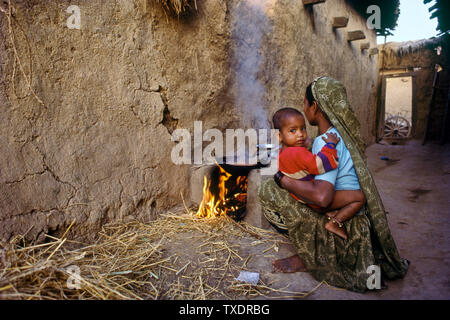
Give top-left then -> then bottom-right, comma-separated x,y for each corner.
381,34 -> 449,58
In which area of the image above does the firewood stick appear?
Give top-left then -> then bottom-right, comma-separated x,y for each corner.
225,216 -> 262,240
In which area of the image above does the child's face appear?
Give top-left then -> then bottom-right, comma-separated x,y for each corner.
279,114 -> 308,148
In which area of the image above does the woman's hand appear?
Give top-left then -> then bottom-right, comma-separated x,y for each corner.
322,132 -> 340,146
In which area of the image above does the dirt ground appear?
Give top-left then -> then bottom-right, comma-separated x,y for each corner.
167,138 -> 450,300
2,140 -> 448,300
143,138 -> 450,300
249,139 -> 450,300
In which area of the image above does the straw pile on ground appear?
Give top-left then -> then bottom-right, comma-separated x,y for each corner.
0,207 -> 322,300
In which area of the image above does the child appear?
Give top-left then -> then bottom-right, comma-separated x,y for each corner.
273,107 -> 366,240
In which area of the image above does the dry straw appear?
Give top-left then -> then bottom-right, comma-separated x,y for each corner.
155,0 -> 198,16
0,204 -> 326,300
0,0 -> 45,107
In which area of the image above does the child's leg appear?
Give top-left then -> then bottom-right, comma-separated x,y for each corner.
327,190 -> 366,219
324,190 -> 366,240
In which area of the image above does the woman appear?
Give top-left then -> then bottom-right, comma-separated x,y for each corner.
258,76 -> 409,292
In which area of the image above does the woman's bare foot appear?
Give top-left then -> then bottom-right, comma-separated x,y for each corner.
325,219 -> 348,240
272,255 -> 307,273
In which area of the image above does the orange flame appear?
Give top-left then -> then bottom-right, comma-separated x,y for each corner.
196,165 -> 248,219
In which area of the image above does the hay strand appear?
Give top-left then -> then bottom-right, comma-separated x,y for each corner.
0,210 -> 323,300
154,0 -> 197,16
0,0 -> 45,107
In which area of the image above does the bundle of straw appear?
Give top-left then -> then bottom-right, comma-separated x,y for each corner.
155,0 -> 198,16
0,220 -> 171,299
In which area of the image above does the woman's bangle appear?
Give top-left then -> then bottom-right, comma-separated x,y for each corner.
326,142 -> 337,149
274,171 -> 285,188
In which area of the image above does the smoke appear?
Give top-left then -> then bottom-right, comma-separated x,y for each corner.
231,0 -> 273,130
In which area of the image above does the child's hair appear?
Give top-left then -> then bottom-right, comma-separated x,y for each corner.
272,108 -> 304,130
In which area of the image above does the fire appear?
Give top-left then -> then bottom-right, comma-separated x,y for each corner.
196,165 -> 248,219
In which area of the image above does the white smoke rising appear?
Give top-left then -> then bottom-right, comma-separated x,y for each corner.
231,0 -> 273,130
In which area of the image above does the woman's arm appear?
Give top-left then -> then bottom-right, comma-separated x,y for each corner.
280,175 -> 335,208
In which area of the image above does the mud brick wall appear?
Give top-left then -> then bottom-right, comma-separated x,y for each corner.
0,0 -> 379,242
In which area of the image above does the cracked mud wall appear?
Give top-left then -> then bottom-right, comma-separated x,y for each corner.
0,0 -> 379,243
0,0 -> 234,242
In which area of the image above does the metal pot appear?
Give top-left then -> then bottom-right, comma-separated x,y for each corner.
216,144 -> 279,176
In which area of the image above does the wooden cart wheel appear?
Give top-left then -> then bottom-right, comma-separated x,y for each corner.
383,115 -> 412,139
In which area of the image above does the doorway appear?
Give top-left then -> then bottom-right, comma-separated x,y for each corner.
378,72 -> 416,140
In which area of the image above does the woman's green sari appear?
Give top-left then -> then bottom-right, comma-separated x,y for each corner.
258,77 -> 409,292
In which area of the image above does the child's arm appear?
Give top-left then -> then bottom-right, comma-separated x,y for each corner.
313,132 -> 340,174
313,143 -> 339,174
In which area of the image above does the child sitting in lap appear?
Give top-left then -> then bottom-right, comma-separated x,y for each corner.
273,107 -> 366,240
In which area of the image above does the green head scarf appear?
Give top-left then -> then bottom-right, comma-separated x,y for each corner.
311,76 -> 409,278
311,76 -> 366,155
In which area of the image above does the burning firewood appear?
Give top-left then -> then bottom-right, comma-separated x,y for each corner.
196,164 -> 248,221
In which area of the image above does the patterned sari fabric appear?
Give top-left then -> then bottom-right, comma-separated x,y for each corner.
258,77 -> 409,292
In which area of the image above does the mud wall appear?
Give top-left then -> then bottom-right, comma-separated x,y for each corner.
262,0 -> 379,142
0,0 -> 379,242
